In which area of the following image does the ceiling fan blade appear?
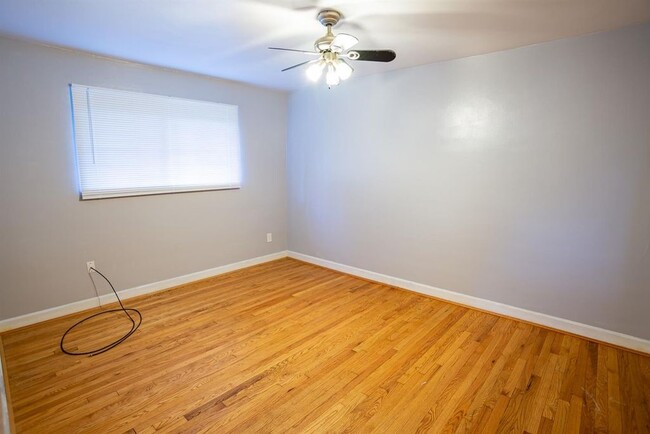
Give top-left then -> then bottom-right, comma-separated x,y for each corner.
329,33 -> 358,53
281,59 -> 316,72
347,50 -> 396,62
252,0 -> 318,11
269,47 -> 320,55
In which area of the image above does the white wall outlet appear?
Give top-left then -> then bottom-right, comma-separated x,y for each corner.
86,261 -> 95,273
266,233 -> 273,243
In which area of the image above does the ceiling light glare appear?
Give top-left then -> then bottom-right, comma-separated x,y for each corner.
326,64 -> 340,86
306,60 -> 325,82
336,59 -> 353,80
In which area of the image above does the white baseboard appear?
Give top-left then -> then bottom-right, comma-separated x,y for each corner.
3,249 -> 648,354
288,251 -> 650,354
0,251 -> 288,332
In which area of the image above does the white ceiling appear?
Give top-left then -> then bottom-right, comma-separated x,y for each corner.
0,0 -> 648,90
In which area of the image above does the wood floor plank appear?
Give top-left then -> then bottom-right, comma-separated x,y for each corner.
0,258 -> 648,433
606,346 -> 624,434
552,399 -> 571,434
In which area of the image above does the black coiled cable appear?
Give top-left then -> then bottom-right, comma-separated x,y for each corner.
60,267 -> 142,356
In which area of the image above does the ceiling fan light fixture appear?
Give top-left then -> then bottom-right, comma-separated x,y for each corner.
336,59 -> 353,80
306,60 -> 325,82
326,63 -> 340,86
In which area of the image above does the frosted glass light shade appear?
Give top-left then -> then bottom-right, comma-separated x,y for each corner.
336,60 -> 353,80
326,64 -> 340,86
306,61 -> 325,82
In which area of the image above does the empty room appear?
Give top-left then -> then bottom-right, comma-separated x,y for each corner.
0,0 -> 649,433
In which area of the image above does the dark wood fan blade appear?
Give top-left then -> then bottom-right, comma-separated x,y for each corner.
349,50 -> 396,62
281,60 -> 315,72
269,47 -> 320,55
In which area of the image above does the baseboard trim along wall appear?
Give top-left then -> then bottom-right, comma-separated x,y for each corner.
3,249 -> 649,354
287,251 -> 650,355
0,251 -> 288,332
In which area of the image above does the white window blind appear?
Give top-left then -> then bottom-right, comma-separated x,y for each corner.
70,84 -> 241,200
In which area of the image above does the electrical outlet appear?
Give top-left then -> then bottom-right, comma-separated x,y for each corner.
266,233 -> 273,243
86,261 -> 95,273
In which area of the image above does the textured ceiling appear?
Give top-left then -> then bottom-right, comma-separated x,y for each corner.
0,0 -> 648,90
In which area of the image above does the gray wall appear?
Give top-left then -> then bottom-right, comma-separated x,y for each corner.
287,24 -> 650,340
0,37 -> 288,320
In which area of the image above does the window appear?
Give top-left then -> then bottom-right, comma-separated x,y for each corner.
70,84 -> 241,200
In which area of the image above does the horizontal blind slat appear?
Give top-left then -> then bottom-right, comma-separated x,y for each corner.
70,84 -> 242,199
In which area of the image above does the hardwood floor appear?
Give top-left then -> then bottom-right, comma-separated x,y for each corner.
1,258 -> 649,433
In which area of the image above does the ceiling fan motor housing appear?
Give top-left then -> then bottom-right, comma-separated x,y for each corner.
317,9 -> 341,27
314,9 -> 340,51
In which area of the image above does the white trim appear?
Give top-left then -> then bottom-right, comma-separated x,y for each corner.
288,251 -> 650,354
3,249 -> 648,354
0,251 -> 288,332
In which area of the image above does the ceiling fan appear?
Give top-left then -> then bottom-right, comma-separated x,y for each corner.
269,9 -> 396,87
